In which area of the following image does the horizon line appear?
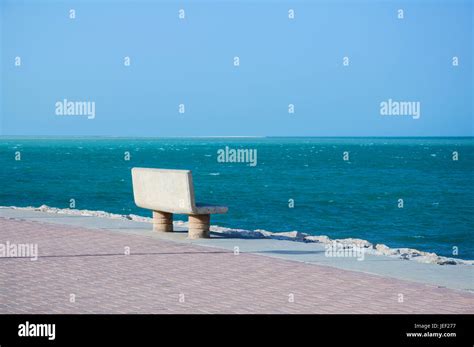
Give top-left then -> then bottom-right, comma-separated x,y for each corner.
1,135 -> 474,139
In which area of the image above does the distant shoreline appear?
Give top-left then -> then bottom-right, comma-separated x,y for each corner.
1,135 -> 473,140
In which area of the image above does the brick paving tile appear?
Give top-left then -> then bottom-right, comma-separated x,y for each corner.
0,217 -> 473,314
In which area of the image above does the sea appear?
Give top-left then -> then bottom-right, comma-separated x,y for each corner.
1,137 -> 472,259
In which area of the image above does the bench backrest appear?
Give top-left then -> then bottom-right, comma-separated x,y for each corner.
131,168 -> 196,214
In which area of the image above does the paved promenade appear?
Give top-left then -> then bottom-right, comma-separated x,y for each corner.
1,216 -> 473,314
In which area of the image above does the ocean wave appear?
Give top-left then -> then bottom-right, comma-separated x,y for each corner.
1,205 -> 472,266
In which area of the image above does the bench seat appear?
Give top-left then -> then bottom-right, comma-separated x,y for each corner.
195,203 -> 228,215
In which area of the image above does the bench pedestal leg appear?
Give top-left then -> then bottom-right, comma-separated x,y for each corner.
153,211 -> 173,232
188,214 -> 210,239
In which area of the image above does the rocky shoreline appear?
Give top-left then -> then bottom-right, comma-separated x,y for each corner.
3,205 -> 472,266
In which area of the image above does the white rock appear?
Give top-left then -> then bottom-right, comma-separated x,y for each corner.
335,238 -> 373,248
304,235 -> 331,244
269,231 -> 308,240
375,244 -> 394,256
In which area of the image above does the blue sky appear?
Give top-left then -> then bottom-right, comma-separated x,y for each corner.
1,0 -> 472,137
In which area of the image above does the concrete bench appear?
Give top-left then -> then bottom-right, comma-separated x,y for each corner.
131,168 -> 228,239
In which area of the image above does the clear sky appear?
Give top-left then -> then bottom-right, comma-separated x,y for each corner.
1,0 -> 472,137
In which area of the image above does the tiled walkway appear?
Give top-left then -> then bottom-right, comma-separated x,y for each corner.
0,217 -> 472,314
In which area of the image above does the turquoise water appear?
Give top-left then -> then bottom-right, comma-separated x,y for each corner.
0,137 -> 473,259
